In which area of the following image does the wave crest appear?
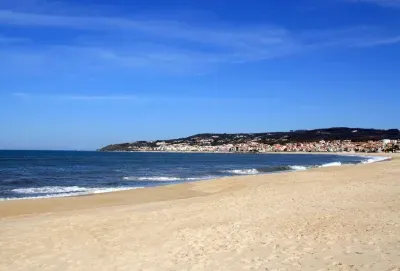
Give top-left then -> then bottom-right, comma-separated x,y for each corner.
223,169 -> 259,175
12,186 -> 87,194
4,186 -> 144,200
361,156 -> 391,164
122,176 -> 214,182
123,176 -> 180,181
288,165 -> 308,171
225,165 -> 310,175
318,162 -> 342,167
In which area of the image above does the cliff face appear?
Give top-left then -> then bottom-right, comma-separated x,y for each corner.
98,127 -> 400,152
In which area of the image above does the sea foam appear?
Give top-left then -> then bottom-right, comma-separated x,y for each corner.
12,186 -> 87,194
122,176 -> 215,182
318,162 -> 342,167
224,169 -> 260,175
288,165 -> 309,171
3,186 -> 144,201
361,156 -> 391,164
123,176 -> 181,181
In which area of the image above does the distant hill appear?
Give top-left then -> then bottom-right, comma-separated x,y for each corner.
99,127 -> 400,151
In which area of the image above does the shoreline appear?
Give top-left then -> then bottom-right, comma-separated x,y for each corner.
0,152 -> 393,218
1,153 -> 399,270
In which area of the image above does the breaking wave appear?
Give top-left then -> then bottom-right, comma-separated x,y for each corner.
361,156 -> 391,164
123,176 -> 181,181
12,186 -> 87,194
223,169 -> 260,175
2,186 -> 143,201
318,162 -> 342,167
224,165 -> 310,175
122,176 -> 215,182
288,165 -> 308,171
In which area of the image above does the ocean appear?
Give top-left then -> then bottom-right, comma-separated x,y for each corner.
0,150 -> 387,200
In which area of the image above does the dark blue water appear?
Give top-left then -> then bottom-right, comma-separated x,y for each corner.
0,150 -> 376,200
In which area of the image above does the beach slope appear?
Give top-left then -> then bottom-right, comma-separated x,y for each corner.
1,154 -> 400,270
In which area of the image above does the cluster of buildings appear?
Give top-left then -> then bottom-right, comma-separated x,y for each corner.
127,139 -> 400,153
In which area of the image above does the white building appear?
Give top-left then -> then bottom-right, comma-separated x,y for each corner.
382,139 -> 391,145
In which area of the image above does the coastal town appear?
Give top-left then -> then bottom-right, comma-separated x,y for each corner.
100,128 -> 400,153
122,139 -> 400,153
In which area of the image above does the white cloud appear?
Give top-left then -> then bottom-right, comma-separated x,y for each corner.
0,7 -> 399,75
358,36 -> 400,46
10,92 -> 279,104
298,26 -> 400,48
0,10 -> 298,58
12,92 -> 31,99
0,10 -> 300,74
0,10 -> 292,48
57,95 -> 140,101
12,92 -> 142,101
0,35 -> 29,44
347,0 -> 400,7
0,10 -> 145,29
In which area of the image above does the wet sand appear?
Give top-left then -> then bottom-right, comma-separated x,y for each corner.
1,153 -> 399,270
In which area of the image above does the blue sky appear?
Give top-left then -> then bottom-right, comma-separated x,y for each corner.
0,0 -> 399,150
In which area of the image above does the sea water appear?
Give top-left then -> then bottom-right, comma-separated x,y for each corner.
0,150 -> 388,200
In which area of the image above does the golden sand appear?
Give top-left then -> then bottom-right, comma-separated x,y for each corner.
1,153 -> 399,270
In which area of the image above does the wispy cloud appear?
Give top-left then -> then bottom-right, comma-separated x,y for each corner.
0,9 -> 300,74
0,10 -> 148,30
346,0 -> 400,7
10,92 -> 280,104
12,92 -> 142,101
58,95 -> 141,101
359,36 -> 400,46
0,10 -> 292,48
0,5 -> 399,75
298,26 -> 400,48
0,11 -> 299,74
12,92 -> 31,99
0,35 -> 29,44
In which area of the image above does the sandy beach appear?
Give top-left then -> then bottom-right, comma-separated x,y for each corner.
1,153 -> 399,271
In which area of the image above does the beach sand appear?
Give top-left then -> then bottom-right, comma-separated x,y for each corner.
1,154 -> 399,270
